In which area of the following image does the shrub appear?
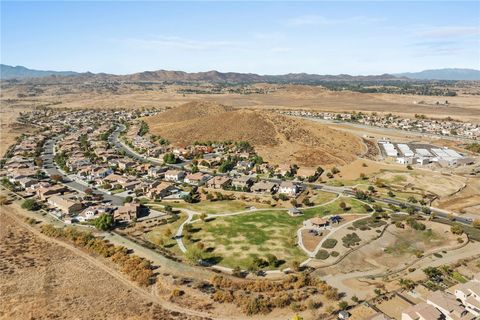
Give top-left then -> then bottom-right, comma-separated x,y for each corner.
315,250 -> 330,260
342,233 -> 361,247
330,251 -> 339,257
321,239 -> 337,249
22,199 -> 41,211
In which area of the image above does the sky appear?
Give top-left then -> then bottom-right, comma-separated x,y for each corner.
1,1 -> 479,75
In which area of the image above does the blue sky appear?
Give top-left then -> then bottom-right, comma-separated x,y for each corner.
1,1 -> 479,75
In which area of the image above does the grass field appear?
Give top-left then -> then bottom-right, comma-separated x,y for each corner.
157,199 -> 271,214
188,209 -> 306,269
301,197 -> 370,218
186,196 -> 370,269
144,212 -> 187,254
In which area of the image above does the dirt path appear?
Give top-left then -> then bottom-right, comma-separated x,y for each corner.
4,209 -> 212,319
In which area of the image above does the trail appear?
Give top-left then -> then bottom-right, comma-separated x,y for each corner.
4,209 -> 212,319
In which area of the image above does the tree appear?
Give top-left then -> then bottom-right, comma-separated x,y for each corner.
124,196 -> 133,203
290,260 -> 301,272
338,301 -> 348,310
339,201 -> 348,211
265,253 -> 279,267
94,214 -> 114,231
423,267 -> 442,281
399,278 -> 416,290
450,224 -> 464,235
21,199 -> 41,211
51,174 -> 63,183
185,246 -> 205,264
387,190 -> 395,197
84,188 -> 94,195
351,295 -> 359,303
164,205 -> 173,213
473,219 -> 480,229
200,213 -> 208,221
163,153 -> 177,164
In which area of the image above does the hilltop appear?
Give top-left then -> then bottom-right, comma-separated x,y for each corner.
144,101 -> 364,166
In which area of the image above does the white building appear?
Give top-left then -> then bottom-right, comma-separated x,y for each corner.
164,170 -> 186,182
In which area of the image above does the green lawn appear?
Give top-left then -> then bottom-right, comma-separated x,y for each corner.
301,197 -> 370,218
308,190 -> 337,205
187,209 -> 306,269
184,197 -> 372,269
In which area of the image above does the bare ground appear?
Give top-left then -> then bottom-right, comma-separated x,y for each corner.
0,206 -> 208,320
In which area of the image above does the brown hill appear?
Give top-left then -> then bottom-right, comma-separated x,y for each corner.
156,101 -> 233,123
144,102 -> 364,167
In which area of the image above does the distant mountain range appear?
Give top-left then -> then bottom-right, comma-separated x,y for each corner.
1,64 -> 479,82
395,68 -> 480,81
0,64 -> 79,79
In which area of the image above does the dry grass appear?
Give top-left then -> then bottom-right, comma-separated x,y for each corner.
0,208 -> 204,320
145,101 -> 364,166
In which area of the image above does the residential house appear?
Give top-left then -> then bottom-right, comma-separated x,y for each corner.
114,203 -> 140,222
47,195 -> 83,215
454,280 -> 480,316
147,182 -> 176,199
36,185 -> 67,200
402,303 -> 443,320
427,291 -> 474,320
117,159 -> 135,171
278,181 -> 299,197
148,166 -> 166,178
77,205 -> 113,221
251,180 -> 277,194
17,177 -> 38,189
184,172 -> 210,186
232,176 -> 253,191
164,170 -> 186,182
206,176 -> 231,189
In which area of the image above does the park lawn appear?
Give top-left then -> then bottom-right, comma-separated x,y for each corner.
308,190 -> 337,205
159,199 -> 271,214
144,212 -> 187,255
301,197 -> 370,219
187,209 -> 306,269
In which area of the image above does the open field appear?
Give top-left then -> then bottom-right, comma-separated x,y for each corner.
162,199 -> 271,214
0,205 -> 204,320
2,82 -> 479,121
0,104 -> 37,155
186,197 -> 370,269
188,209 -> 306,269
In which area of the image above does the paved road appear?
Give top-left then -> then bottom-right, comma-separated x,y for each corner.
41,137 -> 124,206
109,124 -> 472,226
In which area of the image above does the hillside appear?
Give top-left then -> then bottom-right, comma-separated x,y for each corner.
1,64 -> 403,83
144,102 -> 364,166
396,68 -> 480,81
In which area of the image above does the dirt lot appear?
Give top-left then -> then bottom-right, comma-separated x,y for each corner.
0,105 -> 37,155
0,206 -> 207,320
375,294 -> 413,320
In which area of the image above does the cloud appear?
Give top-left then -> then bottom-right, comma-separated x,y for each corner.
410,40 -> 462,56
418,26 -> 479,38
116,35 -> 243,51
286,15 -> 383,27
